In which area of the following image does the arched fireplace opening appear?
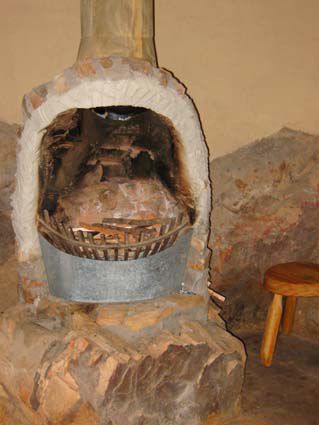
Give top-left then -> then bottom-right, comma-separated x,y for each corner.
37,105 -> 195,262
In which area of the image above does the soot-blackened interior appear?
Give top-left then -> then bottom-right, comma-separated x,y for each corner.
38,106 -> 195,227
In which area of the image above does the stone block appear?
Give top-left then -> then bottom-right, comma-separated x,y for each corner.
72,59 -> 98,78
191,236 -> 207,254
69,402 -> 99,425
95,294 -> 208,335
158,69 -> 169,87
99,56 -> 113,70
0,299 -> 245,425
28,84 -> 48,110
22,96 -> 33,119
41,375 -> 80,423
123,57 -> 153,75
52,69 -> 79,96
19,277 -> 48,304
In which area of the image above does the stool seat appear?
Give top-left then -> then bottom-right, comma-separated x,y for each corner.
265,262 -> 319,297
260,262 -> 319,367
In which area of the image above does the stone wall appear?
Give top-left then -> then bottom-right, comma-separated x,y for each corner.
210,128 -> 319,338
0,297 -> 245,425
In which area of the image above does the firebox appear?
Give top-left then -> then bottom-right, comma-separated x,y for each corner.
11,0 -> 211,303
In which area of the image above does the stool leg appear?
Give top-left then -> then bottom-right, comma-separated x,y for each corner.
282,296 -> 297,335
260,294 -> 283,367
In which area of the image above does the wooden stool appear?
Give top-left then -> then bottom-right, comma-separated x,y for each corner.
260,262 -> 319,367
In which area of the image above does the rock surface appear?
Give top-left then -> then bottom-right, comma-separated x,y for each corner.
0,297 -> 245,425
0,213 -> 14,265
0,121 -> 17,214
56,178 -> 184,227
0,122 -> 18,311
0,120 -> 16,270
210,128 -> 319,336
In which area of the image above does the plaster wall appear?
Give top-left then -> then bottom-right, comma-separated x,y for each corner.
0,0 -> 319,157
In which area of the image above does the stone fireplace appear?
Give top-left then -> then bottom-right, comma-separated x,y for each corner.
12,1 -> 211,303
3,1 -> 245,423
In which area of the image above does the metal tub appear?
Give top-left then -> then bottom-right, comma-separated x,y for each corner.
39,230 -> 192,303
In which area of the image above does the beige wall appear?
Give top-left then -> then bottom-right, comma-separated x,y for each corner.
0,0 -> 319,158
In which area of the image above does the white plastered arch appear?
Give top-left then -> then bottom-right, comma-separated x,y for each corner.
12,60 -> 211,261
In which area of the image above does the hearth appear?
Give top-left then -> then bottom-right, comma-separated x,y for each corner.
11,0 -> 211,303
36,103 -> 194,300
38,106 -> 193,260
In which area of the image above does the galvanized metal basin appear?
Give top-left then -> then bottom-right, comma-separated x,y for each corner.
39,230 -> 192,303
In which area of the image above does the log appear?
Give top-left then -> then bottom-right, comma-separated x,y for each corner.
77,0 -> 157,65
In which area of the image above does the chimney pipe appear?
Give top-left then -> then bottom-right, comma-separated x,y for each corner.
77,0 -> 157,66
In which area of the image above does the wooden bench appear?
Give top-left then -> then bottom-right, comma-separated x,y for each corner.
260,262 -> 319,367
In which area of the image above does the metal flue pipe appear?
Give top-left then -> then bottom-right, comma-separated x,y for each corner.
77,0 -> 157,65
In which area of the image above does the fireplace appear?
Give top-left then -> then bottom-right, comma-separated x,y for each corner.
36,105 -> 194,301
3,2 -> 246,423
11,0 -> 211,303
38,106 -> 193,263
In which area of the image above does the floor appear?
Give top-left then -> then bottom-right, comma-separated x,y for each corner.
207,329 -> 319,425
